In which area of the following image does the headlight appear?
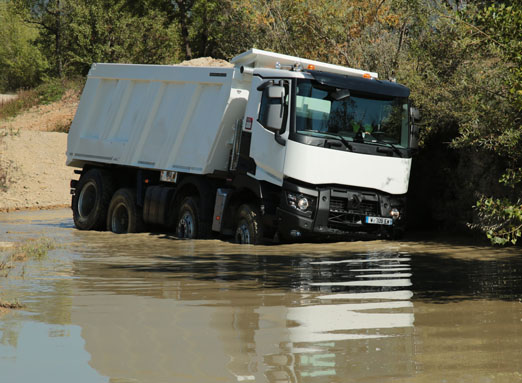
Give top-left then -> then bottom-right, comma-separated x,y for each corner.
297,197 -> 309,211
286,192 -> 315,213
390,208 -> 400,219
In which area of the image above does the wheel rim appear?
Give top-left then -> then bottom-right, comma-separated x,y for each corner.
177,211 -> 195,239
78,181 -> 97,219
111,203 -> 129,234
235,222 -> 251,244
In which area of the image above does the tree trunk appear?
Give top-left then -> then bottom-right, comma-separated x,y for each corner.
176,0 -> 192,60
55,0 -> 63,77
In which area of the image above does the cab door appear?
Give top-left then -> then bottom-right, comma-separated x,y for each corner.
243,76 -> 290,186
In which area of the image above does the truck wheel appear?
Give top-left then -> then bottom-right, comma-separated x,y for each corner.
176,196 -> 202,239
234,204 -> 263,245
73,168 -> 114,230
106,188 -> 144,234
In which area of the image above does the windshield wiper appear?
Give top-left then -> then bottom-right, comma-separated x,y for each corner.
371,137 -> 403,158
320,132 -> 354,152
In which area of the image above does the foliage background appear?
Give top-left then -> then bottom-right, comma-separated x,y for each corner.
1,0 -> 520,244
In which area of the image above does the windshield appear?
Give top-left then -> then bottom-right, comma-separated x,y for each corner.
295,79 -> 409,148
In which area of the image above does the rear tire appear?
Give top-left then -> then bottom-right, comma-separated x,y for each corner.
106,188 -> 144,234
72,168 -> 114,230
176,196 -> 204,239
234,204 -> 263,245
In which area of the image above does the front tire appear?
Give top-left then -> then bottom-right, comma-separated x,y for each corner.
72,168 -> 114,230
234,204 -> 263,245
106,188 -> 144,234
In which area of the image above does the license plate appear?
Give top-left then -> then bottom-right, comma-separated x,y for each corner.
365,216 -> 393,226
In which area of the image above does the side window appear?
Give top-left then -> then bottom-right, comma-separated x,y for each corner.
257,81 -> 289,133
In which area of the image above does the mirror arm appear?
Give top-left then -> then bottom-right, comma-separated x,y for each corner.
274,132 -> 286,146
257,81 -> 274,91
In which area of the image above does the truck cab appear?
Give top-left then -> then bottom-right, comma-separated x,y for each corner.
230,51 -> 416,241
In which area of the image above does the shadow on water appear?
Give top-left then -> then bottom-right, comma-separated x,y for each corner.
411,252 -> 522,303
33,220 -> 75,229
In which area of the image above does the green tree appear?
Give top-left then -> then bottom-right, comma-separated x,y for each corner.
12,0 -> 183,78
64,0 -> 181,75
399,1 -> 521,244
468,1 -> 522,244
0,2 -> 48,91
12,0 -> 73,78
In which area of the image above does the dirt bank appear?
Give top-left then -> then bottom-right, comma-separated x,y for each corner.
0,89 -> 79,132
0,129 -> 72,212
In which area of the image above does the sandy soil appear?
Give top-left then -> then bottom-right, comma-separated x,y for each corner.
177,57 -> 233,68
0,130 -> 73,212
0,91 -> 79,212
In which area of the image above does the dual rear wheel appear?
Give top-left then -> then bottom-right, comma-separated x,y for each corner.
72,169 -> 114,231
73,169 -> 263,243
106,188 -> 144,234
72,169 -> 143,234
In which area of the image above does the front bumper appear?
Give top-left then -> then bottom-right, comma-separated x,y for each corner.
277,181 -> 405,240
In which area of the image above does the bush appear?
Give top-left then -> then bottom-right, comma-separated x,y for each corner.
0,88 -> 39,120
0,78 -> 69,121
0,3 -> 48,92
35,78 -> 65,105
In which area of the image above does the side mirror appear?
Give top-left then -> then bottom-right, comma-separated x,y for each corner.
410,125 -> 420,149
259,86 -> 285,132
409,107 -> 421,149
410,107 -> 420,122
268,86 -> 284,99
258,82 -> 288,146
265,86 -> 284,132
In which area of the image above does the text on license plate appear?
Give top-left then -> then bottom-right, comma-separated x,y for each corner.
365,216 -> 393,226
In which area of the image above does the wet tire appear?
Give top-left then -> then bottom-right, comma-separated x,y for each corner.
106,188 -> 144,234
176,196 -> 205,239
72,168 -> 115,231
234,204 -> 263,245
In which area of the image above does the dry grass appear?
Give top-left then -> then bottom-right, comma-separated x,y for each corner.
0,299 -> 24,310
1,237 -> 57,274
12,237 -> 57,260
0,88 -> 40,121
0,237 -> 57,312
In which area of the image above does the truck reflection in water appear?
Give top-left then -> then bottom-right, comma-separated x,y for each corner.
70,241 -> 414,382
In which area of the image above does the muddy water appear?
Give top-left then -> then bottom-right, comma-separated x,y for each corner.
1,210 -> 522,382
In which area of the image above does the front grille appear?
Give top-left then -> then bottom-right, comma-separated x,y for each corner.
329,197 -> 346,212
329,197 -> 379,215
328,195 -> 380,230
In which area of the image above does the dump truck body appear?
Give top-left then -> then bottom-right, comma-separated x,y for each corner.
67,65 -> 248,174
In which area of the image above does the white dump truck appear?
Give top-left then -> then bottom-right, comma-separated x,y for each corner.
67,49 -> 419,243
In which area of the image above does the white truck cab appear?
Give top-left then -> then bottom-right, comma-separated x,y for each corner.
67,49 -> 419,243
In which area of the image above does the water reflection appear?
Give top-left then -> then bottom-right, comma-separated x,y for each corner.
1,210 -> 522,382
68,241 -> 416,382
